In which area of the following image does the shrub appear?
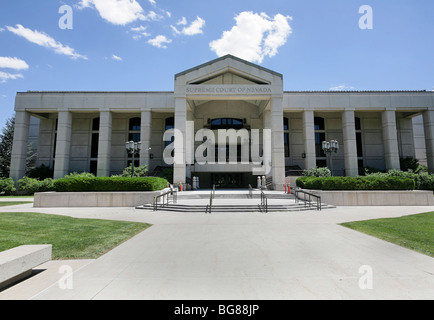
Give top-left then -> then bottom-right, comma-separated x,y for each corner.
296,176 -> 415,191
0,177 -> 16,195
400,157 -> 420,172
53,176 -> 168,192
121,164 -> 149,178
418,172 -> 434,191
366,169 -> 434,191
17,177 -> 55,195
302,167 -> 332,177
63,172 -> 96,179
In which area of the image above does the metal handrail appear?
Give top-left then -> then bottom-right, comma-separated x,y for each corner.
260,190 -> 268,213
206,185 -> 216,214
294,189 -> 322,211
153,188 -> 177,211
248,184 -> 253,199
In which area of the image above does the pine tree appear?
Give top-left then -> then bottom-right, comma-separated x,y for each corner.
0,116 -> 15,178
0,115 -> 37,178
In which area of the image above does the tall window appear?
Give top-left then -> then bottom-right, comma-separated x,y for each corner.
355,117 -> 364,174
210,118 -> 246,163
127,117 -> 141,168
165,117 -> 175,156
90,117 -> 100,175
314,117 -> 326,158
355,117 -> 363,157
128,117 -> 141,142
284,117 -> 290,158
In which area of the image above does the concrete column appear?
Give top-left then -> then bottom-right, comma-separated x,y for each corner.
97,111 -> 112,177
9,111 -> 31,181
342,110 -> 359,177
303,110 -> 316,170
423,110 -> 434,173
271,97 -> 285,191
53,111 -> 72,179
173,98 -> 187,184
397,114 -> 415,159
140,110 -> 152,168
382,110 -> 400,170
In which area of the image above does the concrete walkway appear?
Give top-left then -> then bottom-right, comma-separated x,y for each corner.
0,202 -> 433,300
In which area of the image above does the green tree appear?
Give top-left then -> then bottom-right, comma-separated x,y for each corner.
0,117 -> 15,177
0,115 -> 37,178
121,164 -> 149,178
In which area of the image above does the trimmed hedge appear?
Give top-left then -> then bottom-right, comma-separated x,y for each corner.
296,176 -> 415,191
53,176 -> 168,192
367,169 -> 434,191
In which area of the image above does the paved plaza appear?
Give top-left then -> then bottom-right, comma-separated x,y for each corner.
0,197 -> 433,300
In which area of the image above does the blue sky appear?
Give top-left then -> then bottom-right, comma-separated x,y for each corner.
0,0 -> 433,127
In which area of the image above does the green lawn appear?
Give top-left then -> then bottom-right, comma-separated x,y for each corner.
0,195 -> 34,198
0,202 -> 33,207
0,212 -> 151,260
341,211 -> 434,258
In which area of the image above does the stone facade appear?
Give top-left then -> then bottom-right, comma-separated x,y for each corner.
9,55 -> 434,189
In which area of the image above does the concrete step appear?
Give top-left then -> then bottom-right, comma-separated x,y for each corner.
137,202 -> 333,213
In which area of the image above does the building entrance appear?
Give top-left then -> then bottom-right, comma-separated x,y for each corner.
212,173 -> 244,189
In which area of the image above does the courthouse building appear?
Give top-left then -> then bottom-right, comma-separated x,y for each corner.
9,55 -> 434,190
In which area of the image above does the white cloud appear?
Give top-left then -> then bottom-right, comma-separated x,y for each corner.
130,25 -> 151,40
76,0 -> 146,25
148,35 -> 172,48
329,84 -> 356,91
0,27 -> 5,32
209,12 -> 292,64
171,16 -> 205,36
177,17 -> 187,26
144,10 -> 163,21
0,71 -> 23,83
111,54 -> 123,61
77,0 -> 163,25
131,25 -> 147,32
0,57 -> 29,70
149,0 -> 156,6
6,24 -> 87,60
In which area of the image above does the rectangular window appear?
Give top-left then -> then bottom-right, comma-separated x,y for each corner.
315,132 -> 326,157
127,160 -> 140,168
356,132 -> 363,157
91,133 -> 99,158
358,159 -> 365,176
284,132 -> 290,157
316,159 -> 327,168
90,160 -> 98,176
128,133 -> 141,143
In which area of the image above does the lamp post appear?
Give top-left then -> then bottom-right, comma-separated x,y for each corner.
125,141 -> 142,178
322,140 -> 339,176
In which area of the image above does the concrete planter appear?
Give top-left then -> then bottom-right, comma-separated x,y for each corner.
34,190 -> 166,208
305,189 -> 434,206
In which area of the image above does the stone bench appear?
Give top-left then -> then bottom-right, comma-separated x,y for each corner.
0,245 -> 52,289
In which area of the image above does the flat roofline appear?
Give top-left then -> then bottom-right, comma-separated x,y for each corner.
284,90 -> 429,93
17,89 -> 431,95
18,91 -> 175,94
